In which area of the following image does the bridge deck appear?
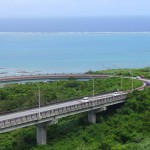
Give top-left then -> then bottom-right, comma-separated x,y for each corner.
0,92 -> 128,133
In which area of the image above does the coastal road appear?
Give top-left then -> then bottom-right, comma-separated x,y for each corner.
0,74 -> 109,83
0,91 -> 126,122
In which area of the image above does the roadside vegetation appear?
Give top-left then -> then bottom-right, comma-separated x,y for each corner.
0,86 -> 150,150
86,67 -> 150,79
0,77 -> 142,112
0,68 -> 149,150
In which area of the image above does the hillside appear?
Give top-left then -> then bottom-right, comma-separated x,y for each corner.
0,69 -> 149,150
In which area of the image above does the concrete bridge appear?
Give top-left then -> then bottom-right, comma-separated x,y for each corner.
0,91 -> 128,145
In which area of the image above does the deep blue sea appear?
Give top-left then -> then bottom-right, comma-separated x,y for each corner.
0,32 -> 150,76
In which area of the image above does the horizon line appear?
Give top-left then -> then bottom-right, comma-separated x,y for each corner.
1,32 -> 150,34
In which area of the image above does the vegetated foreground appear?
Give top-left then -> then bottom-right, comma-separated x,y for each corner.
31,89 -> 149,150
0,71 -> 149,150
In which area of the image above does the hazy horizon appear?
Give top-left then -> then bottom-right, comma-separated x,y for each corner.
0,16 -> 150,32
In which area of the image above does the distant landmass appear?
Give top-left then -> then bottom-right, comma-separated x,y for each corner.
0,16 -> 150,32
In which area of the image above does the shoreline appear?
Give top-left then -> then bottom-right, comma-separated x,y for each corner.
0,74 -> 109,84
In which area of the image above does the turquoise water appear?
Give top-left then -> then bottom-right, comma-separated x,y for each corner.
0,32 -> 150,76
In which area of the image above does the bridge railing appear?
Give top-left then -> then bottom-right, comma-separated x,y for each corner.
0,90 -> 117,116
0,93 -> 128,131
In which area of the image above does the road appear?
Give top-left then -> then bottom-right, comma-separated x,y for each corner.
0,76 -> 148,125
0,91 -> 126,122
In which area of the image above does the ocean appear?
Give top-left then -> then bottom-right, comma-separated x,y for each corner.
0,32 -> 150,76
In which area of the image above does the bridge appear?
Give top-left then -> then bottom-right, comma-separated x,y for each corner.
0,75 -> 147,145
0,74 -> 108,83
0,91 -> 128,145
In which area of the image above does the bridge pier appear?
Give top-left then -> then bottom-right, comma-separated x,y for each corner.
88,106 -> 107,124
36,123 -> 47,145
88,111 -> 96,123
36,119 -> 58,145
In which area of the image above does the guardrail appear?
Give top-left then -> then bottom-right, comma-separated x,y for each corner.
0,90 -> 116,116
0,93 -> 128,132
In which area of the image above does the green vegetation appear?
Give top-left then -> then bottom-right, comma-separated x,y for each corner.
0,69 -> 149,150
86,67 -> 150,79
0,87 -> 150,150
0,77 -> 142,112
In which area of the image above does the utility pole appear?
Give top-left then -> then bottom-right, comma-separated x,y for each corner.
87,75 -> 95,97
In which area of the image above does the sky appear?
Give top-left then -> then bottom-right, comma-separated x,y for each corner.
0,0 -> 150,18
